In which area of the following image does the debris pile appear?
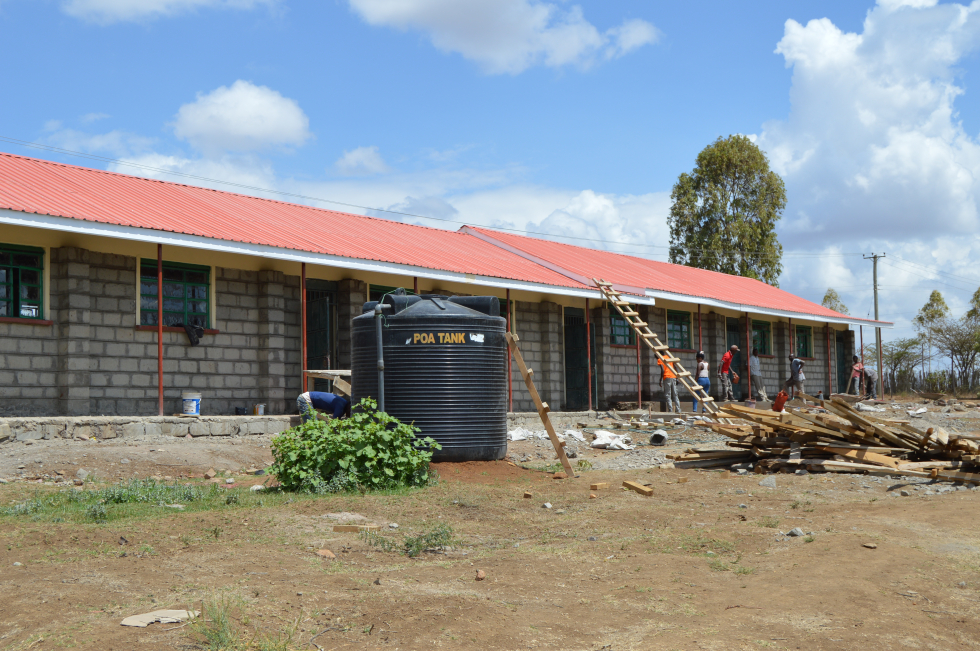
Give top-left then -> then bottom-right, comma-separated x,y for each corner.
667,395 -> 980,484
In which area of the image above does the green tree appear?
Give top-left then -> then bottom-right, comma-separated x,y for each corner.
913,290 -> 950,374
821,288 -> 849,315
966,287 -> 980,319
669,135 -> 786,285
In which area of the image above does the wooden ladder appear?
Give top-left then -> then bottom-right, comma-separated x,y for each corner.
593,278 -> 720,417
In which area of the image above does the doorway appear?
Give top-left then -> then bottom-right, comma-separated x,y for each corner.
306,279 -> 338,392
725,317 -> 743,401
564,307 -> 596,410
835,332 -> 849,395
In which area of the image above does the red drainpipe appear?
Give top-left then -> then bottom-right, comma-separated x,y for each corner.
586,298 -> 592,412
826,323 -> 832,397
507,288 -> 512,413
860,326 -> 865,395
745,312 -> 751,402
697,304 -> 702,353
301,263 -> 307,393
157,244 -> 163,416
636,322 -> 641,409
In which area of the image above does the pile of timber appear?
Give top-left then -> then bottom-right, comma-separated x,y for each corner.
673,394 -> 980,484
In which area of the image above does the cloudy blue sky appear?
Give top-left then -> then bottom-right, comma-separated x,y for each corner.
1,0 -> 978,339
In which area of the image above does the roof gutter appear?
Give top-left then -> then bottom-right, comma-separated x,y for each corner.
0,209 -> 656,305
642,289 -> 893,328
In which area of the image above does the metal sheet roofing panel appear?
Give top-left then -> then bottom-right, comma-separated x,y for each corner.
0,153 -> 588,291
465,226 -> 886,324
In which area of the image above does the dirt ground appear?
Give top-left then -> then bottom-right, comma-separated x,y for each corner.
2,397 -> 980,650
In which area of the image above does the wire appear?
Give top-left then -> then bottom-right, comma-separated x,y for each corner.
0,134 -> 867,260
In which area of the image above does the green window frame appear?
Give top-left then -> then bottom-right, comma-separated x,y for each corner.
610,313 -> 636,346
752,320 -> 772,355
666,310 -> 691,350
140,260 -> 210,328
796,325 -> 813,358
0,244 -> 44,320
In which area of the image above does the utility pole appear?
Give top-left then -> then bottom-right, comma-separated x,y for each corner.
864,253 -> 885,397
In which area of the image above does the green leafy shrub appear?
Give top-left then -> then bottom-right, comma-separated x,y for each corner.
270,398 -> 440,492
360,523 -> 455,558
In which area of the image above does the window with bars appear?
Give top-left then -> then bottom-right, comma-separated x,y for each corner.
139,261 -> 210,328
796,325 -> 813,358
0,245 -> 44,319
666,310 -> 691,350
610,313 -> 636,345
752,320 -> 772,355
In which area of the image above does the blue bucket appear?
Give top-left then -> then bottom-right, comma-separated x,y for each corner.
181,392 -> 201,415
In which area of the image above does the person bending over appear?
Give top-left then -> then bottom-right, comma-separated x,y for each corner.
296,391 -> 350,423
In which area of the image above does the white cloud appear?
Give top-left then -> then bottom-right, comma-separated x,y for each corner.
46,128 -> 155,157
79,112 -> 110,124
61,0 -> 276,23
347,0 -> 658,74
173,80 -> 312,156
335,146 -> 391,176
751,0 -> 980,337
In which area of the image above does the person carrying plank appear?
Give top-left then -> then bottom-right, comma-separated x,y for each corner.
717,345 -> 739,402
658,356 -> 682,413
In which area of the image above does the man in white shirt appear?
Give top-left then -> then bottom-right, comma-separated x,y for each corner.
749,348 -> 768,402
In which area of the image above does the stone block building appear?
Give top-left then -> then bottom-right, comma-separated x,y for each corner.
0,152 -> 886,417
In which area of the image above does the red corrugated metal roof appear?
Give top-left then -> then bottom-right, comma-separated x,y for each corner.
0,151 -> 885,323
0,152 -> 588,291
465,226 -> 883,324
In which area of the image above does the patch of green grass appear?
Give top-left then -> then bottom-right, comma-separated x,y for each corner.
756,516 -> 780,529
708,559 -> 729,572
187,593 -> 299,651
361,523 -> 456,558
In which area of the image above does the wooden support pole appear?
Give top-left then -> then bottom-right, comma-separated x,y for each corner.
697,304 -> 702,353
636,322 -> 641,409
745,312 -> 751,402
506,332 -> 574,477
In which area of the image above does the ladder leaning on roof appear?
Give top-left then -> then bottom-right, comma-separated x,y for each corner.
593,278 -> 720,417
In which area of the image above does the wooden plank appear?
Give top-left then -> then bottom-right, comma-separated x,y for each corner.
331,377 -> 352,397
590,482 -> 610,490
507,333 -> 574,477
622,481 -> 654,496
816,446 -> 901,469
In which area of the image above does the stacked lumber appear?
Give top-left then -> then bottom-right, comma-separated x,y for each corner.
690,394 -> 980,484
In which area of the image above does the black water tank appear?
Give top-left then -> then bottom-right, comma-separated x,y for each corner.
351,295 -> 507,462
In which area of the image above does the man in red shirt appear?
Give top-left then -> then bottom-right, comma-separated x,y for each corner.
717,345 -> 739,402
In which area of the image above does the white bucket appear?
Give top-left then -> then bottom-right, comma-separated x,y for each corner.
253,404 -> 266,415
181,392 -> 202,415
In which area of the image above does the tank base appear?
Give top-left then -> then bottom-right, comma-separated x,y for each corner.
430,445 -> 507,463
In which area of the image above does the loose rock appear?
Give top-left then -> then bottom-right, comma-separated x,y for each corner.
759,477 -> 777,489
475,570 -> 486,581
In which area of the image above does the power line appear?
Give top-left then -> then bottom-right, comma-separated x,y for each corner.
0,134 -> 867,260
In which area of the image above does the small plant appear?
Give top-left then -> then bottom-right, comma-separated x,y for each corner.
270,398 -> 440,492
734,565 -> 755,575
576,459 -> 594,470
709,559 -> 729,572
361,523 -> 455,558
225,493 -> 240,505
188,594 -> 240,650
757,516 -> 780,529
209,526 -> 222,539
804,535 -> 815,543
86,503 -> 108,523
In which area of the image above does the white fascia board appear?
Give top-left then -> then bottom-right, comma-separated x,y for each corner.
0,209 -> 657,305
643,288 -> 894,328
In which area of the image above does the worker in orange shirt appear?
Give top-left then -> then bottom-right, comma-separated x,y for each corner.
658,356 -> 681,413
